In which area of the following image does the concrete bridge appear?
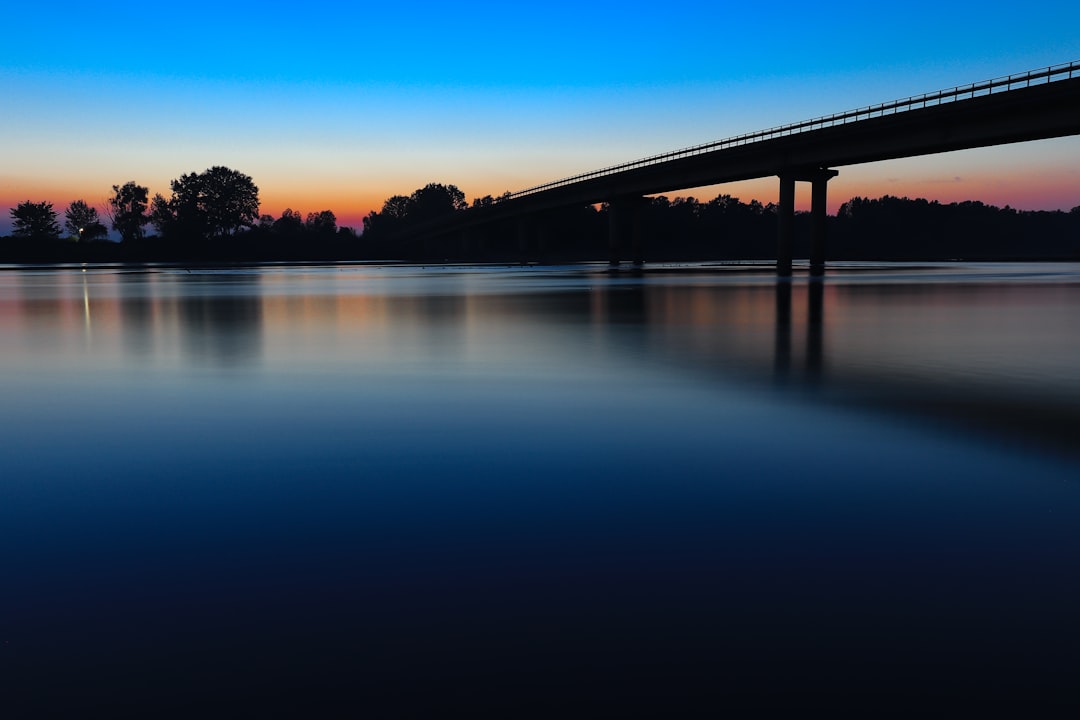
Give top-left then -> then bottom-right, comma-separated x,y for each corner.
413,61 -> 1080,274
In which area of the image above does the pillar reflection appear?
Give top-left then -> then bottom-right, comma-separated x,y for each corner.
774,279 -> 825,385
806,279 -> 824,382
774,280 -> 792,381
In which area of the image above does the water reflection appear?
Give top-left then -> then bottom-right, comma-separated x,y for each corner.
3,266 -> 1078,457
2,264 -> 1079,715
175,277 -> 263,367
806,278 -> 824,379
120,277 -> 156,359
774,280 -> 792,380
81,270 -> 92,341
771,279 -> 825,383
572,273 -> 1079,457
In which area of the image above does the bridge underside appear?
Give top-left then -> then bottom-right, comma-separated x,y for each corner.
604,165 -> 837,275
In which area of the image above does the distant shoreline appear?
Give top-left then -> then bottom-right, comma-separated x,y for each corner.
4,194 -> 1078,265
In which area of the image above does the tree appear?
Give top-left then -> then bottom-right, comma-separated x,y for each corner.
472,191 -> 512,208
380,195 -> 412,220
362,195 -> 409,236
10,201 -> 61,240
271,208 -> 305,235
194,166 -> 260,237
108,182 -> 150,242
153,166 -> 260,240
149,193 -> 177,237
408,183 -> 467,222
305,210 -> 337,235
362,184 -> 467,239
64,200 -> 107,241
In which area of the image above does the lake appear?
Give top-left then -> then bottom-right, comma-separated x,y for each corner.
2,261 -> 1079,715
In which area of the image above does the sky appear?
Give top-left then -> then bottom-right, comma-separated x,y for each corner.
2,0 -> 1079,235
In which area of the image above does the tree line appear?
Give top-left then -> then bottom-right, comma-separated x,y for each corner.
6,168 -> 266,244
2,166 -> 361,261
5,168 -> 1080,262
359,189 -> 1080,262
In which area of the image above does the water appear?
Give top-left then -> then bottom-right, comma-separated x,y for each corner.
2,261 -> 1079,715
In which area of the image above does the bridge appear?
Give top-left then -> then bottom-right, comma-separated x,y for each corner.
415,61 -> 1080,274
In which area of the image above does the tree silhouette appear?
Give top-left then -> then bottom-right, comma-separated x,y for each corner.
363,195 -> 407,236
470,191 -> 512,208
305,210 -> 337,235
64,200 -> 107,241
152,166 -> 260,240
409,183 -> 467,221
381,196 -> 412,220
271,208 -> 305,235
10,201 -> 61,240
150,192 -> 181,237
108,182 -> 150,242
362,183 -> 467,238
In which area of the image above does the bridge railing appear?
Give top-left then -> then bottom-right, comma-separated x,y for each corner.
505,60 -> 1080,201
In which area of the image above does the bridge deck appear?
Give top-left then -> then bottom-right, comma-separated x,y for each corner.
504,75 -> 1080,215
400,63 -> 1080,260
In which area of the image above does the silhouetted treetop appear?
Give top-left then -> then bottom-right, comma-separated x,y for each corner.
362,183 -> 467,238
64,200 -> 108,241
10,201 -> 61,240
108,182 -> 149,243
380,195 -> 411,221
271,208 -> 305,235
471,192 -> 512,208
152,166 -> 259,240
305,210 -> 337,235
410,183 -> 467,219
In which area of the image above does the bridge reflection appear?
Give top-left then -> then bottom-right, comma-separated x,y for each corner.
10,266 -> 1074,458
773,279 -> 824,383
582,269 -> 1080,457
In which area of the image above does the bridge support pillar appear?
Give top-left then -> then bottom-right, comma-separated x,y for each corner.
631,208 -> 645,266
809,172 -> 835,277
776,168 -> 838,276
777,177 -> 796,277
608,196 -> 646,266
517,218 -> 533,264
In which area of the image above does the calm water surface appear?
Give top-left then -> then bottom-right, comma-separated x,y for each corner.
2,262 -> 1079,715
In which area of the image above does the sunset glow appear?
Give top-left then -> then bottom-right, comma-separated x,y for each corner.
3,1 -> 1079,234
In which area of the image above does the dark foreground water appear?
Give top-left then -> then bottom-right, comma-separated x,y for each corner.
2,262 -> 1079,716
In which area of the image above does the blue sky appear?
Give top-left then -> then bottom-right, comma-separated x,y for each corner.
2,1 -> 1079,233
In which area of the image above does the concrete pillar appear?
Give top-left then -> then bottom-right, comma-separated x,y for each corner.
607,202 -> 622,266
536,225 -> 548,264
777,176 -> 795,277
631,201 -> 645,266
607,199 -> 642,266
517,218 -> 530,264
778,169 -> 837,276
608,196 -> 647,267
809,174 -> 832,277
